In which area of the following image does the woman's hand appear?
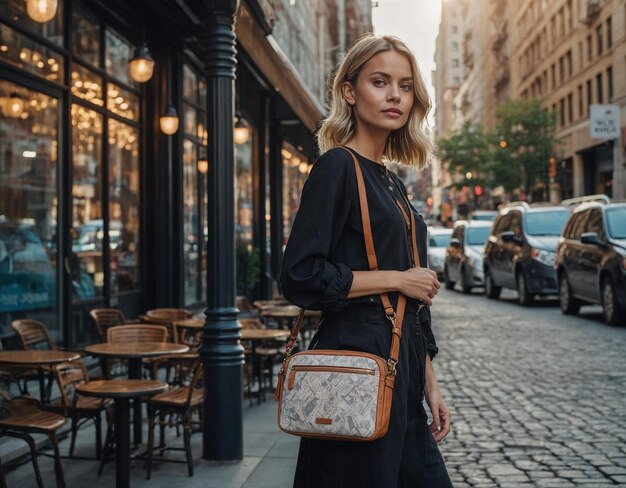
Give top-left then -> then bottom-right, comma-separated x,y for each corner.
425,388 -> 451,443
398,267 -> 440,305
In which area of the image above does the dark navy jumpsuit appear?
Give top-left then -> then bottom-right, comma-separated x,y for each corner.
280,147 -> 454,487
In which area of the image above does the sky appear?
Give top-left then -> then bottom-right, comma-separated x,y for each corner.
372,0 -> 442,127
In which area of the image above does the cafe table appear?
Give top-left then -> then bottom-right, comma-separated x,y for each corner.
84,342 -> 189,444
0,350 -> 81,402
77,379 -> 167,488
260,307 -> 321,349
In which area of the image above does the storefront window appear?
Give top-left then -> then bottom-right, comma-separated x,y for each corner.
2,0 -> 64,46
108,119 -> 140,292
72,10 -> 99,67
70,64 -> 103,106
282,144 -> 309,247
0,23 -> 64,83
235,130 -> 255,244
107,82 -> 139,121
71,104 -> 103,298
104,29 -> 136,87
182,62 -> 208,306
0,81 -> 59,335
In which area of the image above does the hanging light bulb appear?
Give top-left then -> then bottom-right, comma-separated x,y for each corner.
159,104 -> 179,135
197,157 -> 208,174
233,117 -> 250,145
4,93 -> 25,118
129,43 -> 154,83
26,0 -> 58,23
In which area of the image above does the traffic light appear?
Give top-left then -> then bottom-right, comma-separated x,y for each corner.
549,157 -> 557,178
474,185 -> 483,196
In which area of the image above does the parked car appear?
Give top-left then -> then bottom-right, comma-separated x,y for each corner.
443,220 -> 492,293
483,202 -> 570,305
555,199 -> 626,325
427,227 -> 453,281
470,210 -> 498,221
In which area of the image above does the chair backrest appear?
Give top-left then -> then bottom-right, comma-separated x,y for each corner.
11,319 -> 54,350
173,322 -> 201,348
145,308 -> 192,322
89,308 -> 126,341
239,318 -> 264,330
52,361 -> 88,410
236,296 -> 255,314
185,362 -> 204,407
107,324 -> 168,343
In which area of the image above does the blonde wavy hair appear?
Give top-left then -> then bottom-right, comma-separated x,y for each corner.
318,34 -> 432,169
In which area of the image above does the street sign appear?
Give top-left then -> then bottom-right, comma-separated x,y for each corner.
589,104 -> 621,140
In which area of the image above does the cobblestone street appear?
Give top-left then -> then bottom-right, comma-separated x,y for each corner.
434,287 -> 626,487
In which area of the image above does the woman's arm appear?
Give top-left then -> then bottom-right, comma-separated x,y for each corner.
348,267 -> 441,306
424,355 -> 451,442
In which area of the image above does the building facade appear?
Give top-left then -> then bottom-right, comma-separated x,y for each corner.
511,0 -> 626,200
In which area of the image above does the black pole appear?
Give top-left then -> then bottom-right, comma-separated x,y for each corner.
199,0 -> 244,461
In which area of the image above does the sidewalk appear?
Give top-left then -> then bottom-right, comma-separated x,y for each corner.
3,384 -> 299,488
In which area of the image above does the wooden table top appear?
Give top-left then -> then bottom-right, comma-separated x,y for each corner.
174,318 -> 204,329
76,379 -> 168,399
84,342 -> 189,358
261,307 -> 321,319
240,329 -> 290,341
0,350 -> 81,366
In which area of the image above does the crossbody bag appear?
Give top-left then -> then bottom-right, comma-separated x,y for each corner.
275,147 -> 420,441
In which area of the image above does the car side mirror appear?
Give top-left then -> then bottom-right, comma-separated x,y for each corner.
580,232 -> 603,246
501,231 -> 516,243
449,238 -> 461,248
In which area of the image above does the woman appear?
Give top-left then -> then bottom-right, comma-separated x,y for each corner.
280,34 -> 453,487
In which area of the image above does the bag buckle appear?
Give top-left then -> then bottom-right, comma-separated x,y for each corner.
386,311 -> 396,325
386,358 -> 397,376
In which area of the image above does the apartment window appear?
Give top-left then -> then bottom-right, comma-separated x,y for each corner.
597,24 -> 603,56
558,8 -> 565,37
451,42 -> 458,52
559,98 -> 565,127
543,70 -> 548,89
607,17 -> 612,48
587,35 -> 592,62
559,57 -> 564,83
607,66 -> 613,101
551,63 -> 556,88
453,76 -> 460,85
567,93 -> 573,124
567,50 -> 572,77
586,79 -> 593,110
451,26 -> 458,34
596,73 -> 603,103
578,42 -> 583,70
551,17 -> 556,43
452,59 -> 459,68
578,85 -> 583,118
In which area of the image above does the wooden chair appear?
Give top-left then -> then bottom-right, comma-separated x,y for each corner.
89,308 -> 128,342
48,361 -> 112,460
145,361 -> 204,479
107,324 -> 168,343
240,319 -> 284,401
140,309 -> 192,342
236,296 -> 257,317
0,392 -> 66,488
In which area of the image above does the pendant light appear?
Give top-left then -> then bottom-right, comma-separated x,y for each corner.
233,116 -> 250,145
160,53 -> 179,135
197,156 -> 208,174
26,0 -> 58,23
4,93 -> 25,118
129,43 -> 154,83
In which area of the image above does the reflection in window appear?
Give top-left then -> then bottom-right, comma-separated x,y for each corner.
72,10 -> 100,67
71,64 -> 103,106
71,104 -> 103,298
184,103 -> 197,136
105,29 -> 135,87
183,140 -> 199,305
0,81 -> 59,333
183,65 -> 198,102
0,23 -> 64,83
235,131 -> 255,244
282,145 -> 309,247
2,0 -> 64,45
107,82 -> 139,121
109,120 -> 140,292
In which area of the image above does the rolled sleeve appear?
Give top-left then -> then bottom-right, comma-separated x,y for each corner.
280,149 -> 355,312
419,305 -> 439,360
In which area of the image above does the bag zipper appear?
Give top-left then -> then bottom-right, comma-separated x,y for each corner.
287,364 -> 376,390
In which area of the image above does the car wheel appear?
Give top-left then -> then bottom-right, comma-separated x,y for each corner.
484,269 -> 501,299
516,269 -> 534,306
601,278 -> 625,326
559,273 -> 581,315
444,266 -> 455,290
461,266 -> 472,294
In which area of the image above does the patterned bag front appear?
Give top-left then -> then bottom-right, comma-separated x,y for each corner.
276,350 -> 393,441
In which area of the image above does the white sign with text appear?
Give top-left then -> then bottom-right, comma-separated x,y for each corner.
589,104 -> 621,140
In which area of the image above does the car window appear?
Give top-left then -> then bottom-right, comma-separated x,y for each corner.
493,214 -> 511,234
466,227 -> 491,246
524,210 -> 570,236
570,210 -> 590,239
605,207 -> 626,238
585,209 -> 605,239
429,234 -> 451,247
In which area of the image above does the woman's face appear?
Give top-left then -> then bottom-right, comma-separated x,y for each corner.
343,50 -> 415,133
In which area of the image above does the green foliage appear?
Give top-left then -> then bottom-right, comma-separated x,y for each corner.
437,98 -> 558,198
236,238 -> 260,296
